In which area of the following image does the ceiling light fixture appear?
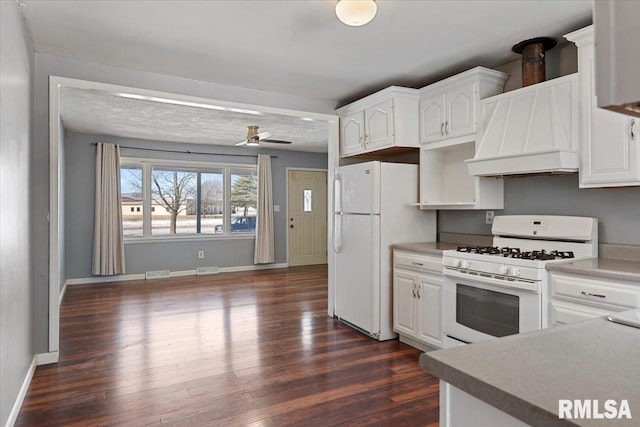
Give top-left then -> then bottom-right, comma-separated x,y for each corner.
335,0 -> 377,27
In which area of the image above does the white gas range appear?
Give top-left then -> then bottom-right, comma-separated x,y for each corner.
442,215 -> 598,348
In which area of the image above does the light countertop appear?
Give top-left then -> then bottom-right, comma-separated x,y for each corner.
391,242 -> 459,256
420,317 -> 640,427
546,258 -> 640,283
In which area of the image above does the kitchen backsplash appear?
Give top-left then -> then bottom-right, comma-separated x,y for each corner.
438,174 -> 640,245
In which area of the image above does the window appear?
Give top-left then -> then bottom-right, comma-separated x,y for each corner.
120,159 -> 257,240
120,166 -> 143,237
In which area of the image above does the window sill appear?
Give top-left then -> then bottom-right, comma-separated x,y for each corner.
124,234 -> 255,245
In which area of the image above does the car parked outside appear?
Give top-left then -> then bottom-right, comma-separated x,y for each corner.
214,216 -> 256,234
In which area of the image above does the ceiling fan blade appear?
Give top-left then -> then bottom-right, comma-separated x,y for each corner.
235,140 -> 248,146
261,139 -> 293,144
256,131 -> 272,140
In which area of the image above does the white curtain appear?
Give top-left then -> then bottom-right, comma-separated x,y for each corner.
92,143 -> 126,275
254,154 -> 275,264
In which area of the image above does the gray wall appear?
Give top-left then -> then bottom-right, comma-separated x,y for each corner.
33,53 -> 337,353
439,175 -> 640,245
0,2 -> 35,425
65,132 -> 327,279
439,40 -> 640,246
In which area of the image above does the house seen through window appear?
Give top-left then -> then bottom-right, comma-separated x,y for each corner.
120,160 -> 257,239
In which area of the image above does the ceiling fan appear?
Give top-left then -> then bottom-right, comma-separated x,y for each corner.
235,125 -> 293,147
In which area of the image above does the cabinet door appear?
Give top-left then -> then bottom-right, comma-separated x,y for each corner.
420,92 -> 445,143
417,274 -> 442,348
579,44 -> 639,187
445,82 -> 477,140
364,98 -> 394,150
393,270 -> 417,337
340,110 -> 365,157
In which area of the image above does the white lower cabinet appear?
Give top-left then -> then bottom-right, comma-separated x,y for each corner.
549,271 -> 640,327
393,251 -> 443,350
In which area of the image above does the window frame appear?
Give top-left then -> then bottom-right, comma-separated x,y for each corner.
120,157 -> 257,243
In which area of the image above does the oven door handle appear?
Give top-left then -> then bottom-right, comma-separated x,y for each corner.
443,268 -> 540,293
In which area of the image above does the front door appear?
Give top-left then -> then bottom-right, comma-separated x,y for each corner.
288,170 -> 327,266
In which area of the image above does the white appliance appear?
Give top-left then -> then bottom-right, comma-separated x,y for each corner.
333,161 -> 436,340
442,215 -> 598,348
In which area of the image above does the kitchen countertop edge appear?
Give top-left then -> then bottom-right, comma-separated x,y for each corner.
419,353 -> 572,427
391,242 -> 459,256
546,258 -> 640,283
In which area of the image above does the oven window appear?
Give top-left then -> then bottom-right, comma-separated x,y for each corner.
456,284 -> 519,338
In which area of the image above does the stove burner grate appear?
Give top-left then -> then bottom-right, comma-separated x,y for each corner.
456,246 -> 575,260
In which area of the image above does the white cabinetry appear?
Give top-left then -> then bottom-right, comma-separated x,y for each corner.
418,67 -> 507,210
337,87 -> 419,158
419,67 -> 507,145
420,141 -> 504,209
393,250 -> 442,350
549,272 -> 640,327
565,26 -> 640,188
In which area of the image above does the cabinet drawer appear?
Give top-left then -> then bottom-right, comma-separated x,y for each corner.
550,273 -> 640,309
549,299 -> 614,326
394,251 -> 442,274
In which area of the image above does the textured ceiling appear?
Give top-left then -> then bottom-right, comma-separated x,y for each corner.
60,88 -> 330,152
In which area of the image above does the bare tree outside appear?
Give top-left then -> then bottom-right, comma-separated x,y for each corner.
152,169 -> 196,234
200,174 -> 224,215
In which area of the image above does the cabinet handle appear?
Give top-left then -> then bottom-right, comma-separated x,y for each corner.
417,288 -> 421,299
440,122 -> 445,136
411,261 -> 424,266
359,136 -> 364,147
412,288 -> 417,298
581,291 -> 606,299
631,120 -> 636,140
445,121 -> 449,135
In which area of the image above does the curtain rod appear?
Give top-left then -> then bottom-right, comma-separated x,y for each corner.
90,143 -> 276,158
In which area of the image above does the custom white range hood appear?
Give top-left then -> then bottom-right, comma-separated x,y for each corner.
466,74 -> 580,176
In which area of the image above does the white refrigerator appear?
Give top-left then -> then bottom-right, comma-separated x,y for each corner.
333,161 -> 436,340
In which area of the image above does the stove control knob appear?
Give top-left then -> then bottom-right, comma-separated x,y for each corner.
451,259 -> 461,267
511,268 -> 521,277
461,260 -> 471,269
498,265 -> 509,275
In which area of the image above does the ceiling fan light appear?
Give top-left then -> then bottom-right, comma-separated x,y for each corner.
335,0 -> 377,27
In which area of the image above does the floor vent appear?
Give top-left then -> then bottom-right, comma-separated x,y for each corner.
145,270 -> 170,279
197,266 -> 219,275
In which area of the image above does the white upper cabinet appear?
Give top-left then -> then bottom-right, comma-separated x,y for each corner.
337,87 -> 419,158
419,67 -> 507,145
340,110 -> 365,157
364,98 -> 394,150
565,26 -> 640,188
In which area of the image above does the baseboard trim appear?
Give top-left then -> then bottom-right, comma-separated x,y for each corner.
59,281 -> 68,305
5,356 -> 36,427
65,263 -> 289,286
36,351 -> 59,366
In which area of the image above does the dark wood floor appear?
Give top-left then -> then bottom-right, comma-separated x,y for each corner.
17,265 -> 439,426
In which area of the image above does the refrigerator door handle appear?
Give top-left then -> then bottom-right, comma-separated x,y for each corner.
333,173 -> 342,214
333,213 -> 342,253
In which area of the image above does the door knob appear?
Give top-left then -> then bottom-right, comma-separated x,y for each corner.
290,224 -> 294,228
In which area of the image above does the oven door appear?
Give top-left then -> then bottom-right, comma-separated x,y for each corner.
443,268 -> 542,346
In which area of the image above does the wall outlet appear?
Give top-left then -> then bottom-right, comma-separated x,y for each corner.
485,211 -> 495,225
198,250 -> 204,259
274,205 -> 280,212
